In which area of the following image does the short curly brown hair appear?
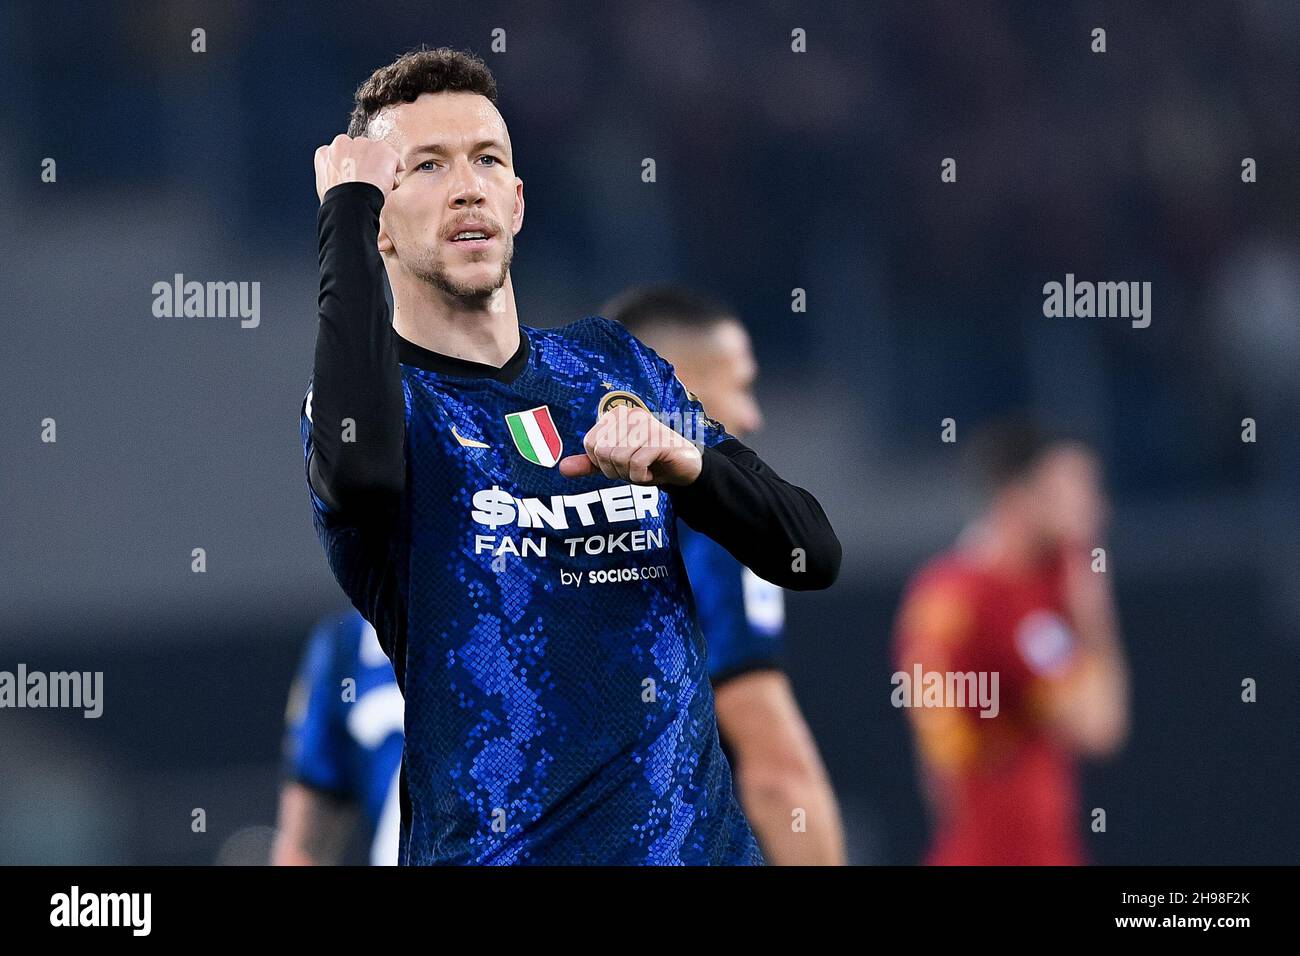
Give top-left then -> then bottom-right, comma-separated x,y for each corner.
348,47 -> 499,137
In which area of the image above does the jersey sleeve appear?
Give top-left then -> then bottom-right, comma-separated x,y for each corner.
680,526 -> 786,684
654,361 -> 735,450
590,317 -> 840,590
893,572 -> 984,773
308,182 -> 406,519
300,387 -> 335,528
895,573 -> 982,672
283,621 -> 354,798
300,388 -> 406,666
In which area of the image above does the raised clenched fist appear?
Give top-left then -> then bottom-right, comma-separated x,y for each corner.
313,134 -> 403,203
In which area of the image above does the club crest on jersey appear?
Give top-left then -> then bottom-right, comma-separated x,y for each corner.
597,390 -> 650,416
504,405 -> 563,467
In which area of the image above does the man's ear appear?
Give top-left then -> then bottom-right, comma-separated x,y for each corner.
378,211 -> 395,254
511,177 -> 525,235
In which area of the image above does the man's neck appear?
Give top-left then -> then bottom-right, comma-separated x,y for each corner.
391,271 -> 521,367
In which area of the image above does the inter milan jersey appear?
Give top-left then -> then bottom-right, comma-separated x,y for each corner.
301,315 -> 763,865
678,524 -> 787,684
283,609 -> 403,865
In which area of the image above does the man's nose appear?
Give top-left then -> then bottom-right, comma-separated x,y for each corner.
448,159 -> 486,206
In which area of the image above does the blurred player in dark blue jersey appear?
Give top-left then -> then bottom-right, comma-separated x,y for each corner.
303,48 -> 840,864
272,609 -> 403,865
609,287 -> 847,865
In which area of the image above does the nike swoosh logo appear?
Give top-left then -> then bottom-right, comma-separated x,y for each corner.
451,424 -> 490,448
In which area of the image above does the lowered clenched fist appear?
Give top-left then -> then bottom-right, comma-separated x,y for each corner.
314,133 -> 403,203
558,406 -> 703,486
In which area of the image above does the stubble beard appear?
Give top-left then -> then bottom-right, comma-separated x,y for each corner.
415,233 -> 514,301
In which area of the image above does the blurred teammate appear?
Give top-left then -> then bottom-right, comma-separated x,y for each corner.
608,286 -> 846,865
303,48 -> 840,864
273,609 -> 402,865
894,419 -> 1129,865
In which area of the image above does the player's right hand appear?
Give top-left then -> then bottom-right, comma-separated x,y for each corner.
1060,544 -> 1118,640
314,134 -> 403,204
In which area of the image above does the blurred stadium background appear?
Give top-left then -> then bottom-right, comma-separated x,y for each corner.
2,0 -> 1298,863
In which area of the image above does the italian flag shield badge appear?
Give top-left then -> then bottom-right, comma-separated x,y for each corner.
504,405 -> 564,467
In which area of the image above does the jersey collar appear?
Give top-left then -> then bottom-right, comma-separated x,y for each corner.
394,326 -> 530,384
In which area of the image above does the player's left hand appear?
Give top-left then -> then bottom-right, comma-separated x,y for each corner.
558,406 -> 702,486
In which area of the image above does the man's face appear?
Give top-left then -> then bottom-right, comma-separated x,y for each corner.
1026,444 -> 1108,548
370,91 -> 524,298
663,319 -> 763,438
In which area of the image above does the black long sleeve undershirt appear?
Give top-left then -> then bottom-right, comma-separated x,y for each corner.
309,182 -> 842,591
669,440 -> 842,590
309,183 -> 405,519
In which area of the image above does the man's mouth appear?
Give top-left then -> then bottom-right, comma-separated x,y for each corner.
448,225 -> 498,249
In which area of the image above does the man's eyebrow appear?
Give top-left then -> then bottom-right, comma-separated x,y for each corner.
406,139 -> 509,158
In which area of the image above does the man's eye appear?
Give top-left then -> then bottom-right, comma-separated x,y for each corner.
478,155 -> 499,166
417,161 -> 438,172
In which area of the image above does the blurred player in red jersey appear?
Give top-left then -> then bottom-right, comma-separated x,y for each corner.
894,418 -> 1130,865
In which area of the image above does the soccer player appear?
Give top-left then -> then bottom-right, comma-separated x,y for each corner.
606,286 -> 847,865
893,419 -> 1130,865
303,48 -> 841,864
272,609 -> 403,865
